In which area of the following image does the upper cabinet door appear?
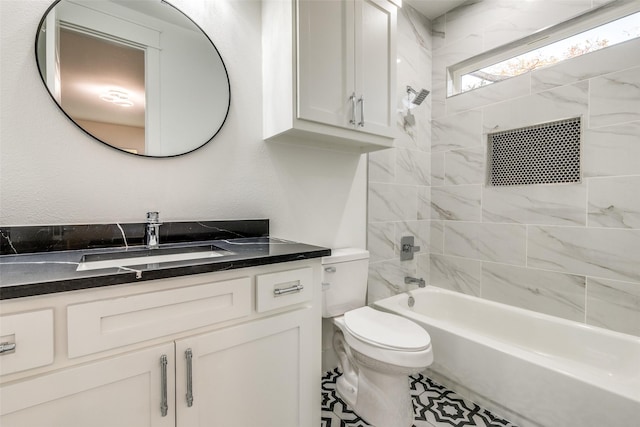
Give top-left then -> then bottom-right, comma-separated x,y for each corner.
297,0 -> 396,137
298,0 -> 355,128
263,0 -> 398,152
355,0 -> 397,138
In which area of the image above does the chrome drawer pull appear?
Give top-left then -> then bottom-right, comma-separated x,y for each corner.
186,348 -> 194,407
273,284 -> 304,296
0,342 -> 16,354
160,354 -> 168,417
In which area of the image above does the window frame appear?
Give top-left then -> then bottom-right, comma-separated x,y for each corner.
447,0 -> 640,97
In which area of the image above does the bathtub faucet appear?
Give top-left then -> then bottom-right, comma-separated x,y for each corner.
404,276 -> 426,288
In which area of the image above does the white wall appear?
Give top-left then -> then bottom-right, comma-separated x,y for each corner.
0,0 -> 366,250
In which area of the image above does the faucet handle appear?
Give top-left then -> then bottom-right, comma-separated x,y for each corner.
400,236 -> 420,260
147,211 -> 160,223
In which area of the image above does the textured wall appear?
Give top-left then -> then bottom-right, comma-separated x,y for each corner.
368,0 -> 640,337
0,0 -> 367,250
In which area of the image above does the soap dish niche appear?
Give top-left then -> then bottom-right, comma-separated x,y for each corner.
487,116 -> 581,187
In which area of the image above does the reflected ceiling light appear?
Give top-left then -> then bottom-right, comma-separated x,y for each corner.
99,89 -> 134,107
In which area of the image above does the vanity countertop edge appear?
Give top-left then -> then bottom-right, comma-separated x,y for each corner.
0,238 -> 330,300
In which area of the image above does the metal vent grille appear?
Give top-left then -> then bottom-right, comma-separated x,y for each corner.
487,117 -> 581,186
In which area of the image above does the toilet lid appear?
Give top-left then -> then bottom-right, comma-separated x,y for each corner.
343,307 -> 430,351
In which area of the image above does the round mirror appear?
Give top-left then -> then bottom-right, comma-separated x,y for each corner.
35,0 -> 230,157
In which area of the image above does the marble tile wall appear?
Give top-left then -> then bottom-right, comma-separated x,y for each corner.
367,0 -> 640,338
366,3 -> 433,303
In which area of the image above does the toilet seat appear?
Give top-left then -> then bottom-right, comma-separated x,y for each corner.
343,307 -> 430,351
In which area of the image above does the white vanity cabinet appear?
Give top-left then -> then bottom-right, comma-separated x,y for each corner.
175,307 -> 315,426
0,261 -> 321,427
263,0 -> 398,152
0,343 -> 176,427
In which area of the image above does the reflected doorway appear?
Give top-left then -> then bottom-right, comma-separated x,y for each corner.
59,28 -> 146,154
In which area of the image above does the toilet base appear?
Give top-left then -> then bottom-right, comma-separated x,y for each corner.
336,364 -> 414,427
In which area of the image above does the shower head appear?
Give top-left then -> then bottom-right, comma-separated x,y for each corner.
407,85 -> 430,106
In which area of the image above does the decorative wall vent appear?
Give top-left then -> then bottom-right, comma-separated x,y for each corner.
487,117 -> 581,186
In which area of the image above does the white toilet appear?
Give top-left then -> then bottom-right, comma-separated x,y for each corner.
322,248 -> 433,427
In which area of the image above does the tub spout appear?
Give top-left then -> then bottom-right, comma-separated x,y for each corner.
405,276 -> 425,288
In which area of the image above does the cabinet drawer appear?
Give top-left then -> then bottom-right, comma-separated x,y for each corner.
67,277 -> 251,358
0,309 -> 54,376
256,267 -> 312,313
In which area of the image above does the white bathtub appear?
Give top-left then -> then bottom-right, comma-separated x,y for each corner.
374,286 -> 640,427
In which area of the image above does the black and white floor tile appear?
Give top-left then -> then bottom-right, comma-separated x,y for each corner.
321,368 -> 518,427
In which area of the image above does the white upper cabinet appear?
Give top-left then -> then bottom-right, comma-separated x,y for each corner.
263,0 -> 398,152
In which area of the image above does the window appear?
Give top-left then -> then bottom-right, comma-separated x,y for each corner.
448,2 -> 640,96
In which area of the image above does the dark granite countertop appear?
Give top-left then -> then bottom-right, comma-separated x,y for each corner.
0,220 -> 330,299
0,237 -> 330,299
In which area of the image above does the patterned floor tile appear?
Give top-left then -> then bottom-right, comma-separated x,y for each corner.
321,412 -> 342,427
321,369 -> 518,427
410,373 -> 446,397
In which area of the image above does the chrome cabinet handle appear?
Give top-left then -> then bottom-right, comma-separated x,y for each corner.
186,348 -> 194,407
324,266 -> 336,273
0,342 -> 16,354
349,92 -> 357,125
273,284 -> 304,296
358,96 -> 365,127
160,354 -> 168,417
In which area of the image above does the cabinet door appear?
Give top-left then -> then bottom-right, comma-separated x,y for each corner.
355,0 -> 397,137
175,307 -> 319,427
0,343 -> 175,427
298,0 -> 355,128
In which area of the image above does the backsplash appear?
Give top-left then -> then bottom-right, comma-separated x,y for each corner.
367,0 -> 640,337
0,219 -> 269,255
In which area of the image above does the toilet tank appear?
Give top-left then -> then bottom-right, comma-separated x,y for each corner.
321,248 -> 370,318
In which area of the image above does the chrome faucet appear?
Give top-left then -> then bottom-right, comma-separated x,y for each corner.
145,212 -> 162,249
405,276 -> 426,288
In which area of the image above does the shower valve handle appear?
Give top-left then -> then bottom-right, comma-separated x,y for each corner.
402,243 -> 420,252
400,236 -> 420,261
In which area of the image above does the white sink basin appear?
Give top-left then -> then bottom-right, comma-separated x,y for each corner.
76,245 -> 229,271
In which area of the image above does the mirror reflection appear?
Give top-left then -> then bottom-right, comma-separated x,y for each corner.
36,0 -> 231,157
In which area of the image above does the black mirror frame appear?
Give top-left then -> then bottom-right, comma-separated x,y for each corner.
34,0 -> 231,158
